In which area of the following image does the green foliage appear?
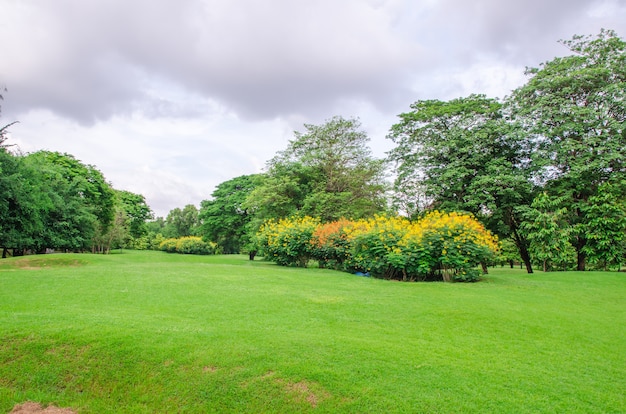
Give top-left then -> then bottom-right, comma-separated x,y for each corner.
246,116 -> 388,226
511,29 -> 626,270
580,182 -> 626,270
256,216 -> 320,267
388,94 -> 536,273
198,174 -> 261,254
159,238 -> 178,253
521,192 -> 576,271
164,204 -> 200,238
159,236 -> 216,255
116,190 -> 153,239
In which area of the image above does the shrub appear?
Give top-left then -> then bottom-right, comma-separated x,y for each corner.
159,236 -> 216,255
257,216 -> 320,267
310,218 -> 354,269
159,238 -> 178,253
258,212 -> 499,282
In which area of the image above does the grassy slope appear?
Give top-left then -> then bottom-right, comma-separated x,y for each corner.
0,251 -> 624,413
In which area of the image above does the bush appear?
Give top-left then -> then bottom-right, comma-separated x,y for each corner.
159,238 -> 178,253
311,218 -> 353,269
257,216 -> 320,267
159,236 -> 216,255
259,212 -> 499,282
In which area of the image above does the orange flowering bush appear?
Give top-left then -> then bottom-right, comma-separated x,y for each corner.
310,218 -> 354,269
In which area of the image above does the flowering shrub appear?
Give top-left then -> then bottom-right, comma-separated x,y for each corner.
259,211 -> 498,282
310,218 -> 354,269
159,236 -> 217,255
344,215 -> 411,278
257,216 -> 320,267
398,211 -> 499,282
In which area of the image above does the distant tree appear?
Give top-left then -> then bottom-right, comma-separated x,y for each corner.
164,204 -> 199,238
388,95 -> 537,273
510,29 -> 626,270
198,174 -> 261,254
116,190 -> 153,239
246,116 -> 388,225
146,217 -> 166,234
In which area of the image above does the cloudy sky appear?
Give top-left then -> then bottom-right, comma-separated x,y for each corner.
2,0 -> 624,217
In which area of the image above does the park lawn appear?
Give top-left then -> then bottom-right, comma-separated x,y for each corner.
0,250 -> 624,413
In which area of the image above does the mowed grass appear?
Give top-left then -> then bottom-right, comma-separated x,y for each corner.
0,251 -> 624,413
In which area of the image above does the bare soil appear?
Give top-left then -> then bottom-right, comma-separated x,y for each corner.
9,402 -> 77,414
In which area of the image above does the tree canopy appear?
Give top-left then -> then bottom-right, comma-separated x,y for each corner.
388,95 -> 537,272
245,116 -> 388,224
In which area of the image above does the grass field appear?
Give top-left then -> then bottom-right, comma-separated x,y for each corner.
0,250 -> 624,413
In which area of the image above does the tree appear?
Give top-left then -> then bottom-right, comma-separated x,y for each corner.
511,29 -> 626,270
246,116 -> 388,224
23,151 -> 109,252
116,190 -> 153,239
0,149 -> 44,256
388,95 -> 537,273
581,182 -> 626,270
198,174 -> 261,254
521,192 -> 575,271
164,204 -> 199,238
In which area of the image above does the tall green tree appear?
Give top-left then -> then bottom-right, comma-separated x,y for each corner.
521,192 -> 575,271
116,190 -> 153,239
580,182 -> 626,270
511,29 -> 626,270
23,151 -> 114,252
198,174 -> 261,254
388,95 -> 537,273
0,149 -> 44,256
246,116 -> 388,224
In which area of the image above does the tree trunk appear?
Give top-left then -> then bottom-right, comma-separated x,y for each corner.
480,262 -> 488,274
511,227 -> 533,274
249,250 -> 257,261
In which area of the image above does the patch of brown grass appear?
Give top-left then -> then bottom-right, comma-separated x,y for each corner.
9,402 -> 77,414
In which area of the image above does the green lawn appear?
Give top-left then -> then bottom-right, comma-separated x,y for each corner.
0,251 -> 624,413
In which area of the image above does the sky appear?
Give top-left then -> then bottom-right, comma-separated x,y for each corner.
1,0 -> 625,217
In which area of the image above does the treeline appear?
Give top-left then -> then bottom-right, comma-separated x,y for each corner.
0,146 -> 152,257
1,30 -> 625,273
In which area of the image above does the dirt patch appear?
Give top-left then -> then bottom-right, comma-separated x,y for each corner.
9,402 -> 77,414
279,379 -> 330,408
243,371 -> 330,408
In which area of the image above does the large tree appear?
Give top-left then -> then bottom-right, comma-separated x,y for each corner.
246,116 -> 388,223
198,174 -> 261,254
388,94 -> 537,273
510,29 -> 626,270
0,149 -> 44,256
23,151 -> 115,252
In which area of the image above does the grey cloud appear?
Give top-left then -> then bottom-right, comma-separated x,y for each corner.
2,0 -> 625,126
